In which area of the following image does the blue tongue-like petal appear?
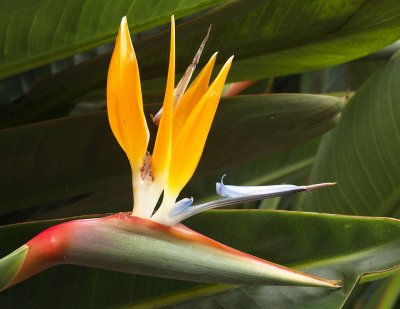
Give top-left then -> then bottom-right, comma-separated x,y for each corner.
216,174 -> 299,198
166,175 -> 335,226
170,198 -> 193,216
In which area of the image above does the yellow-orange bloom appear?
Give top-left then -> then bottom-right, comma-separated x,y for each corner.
107,16 -> 233,225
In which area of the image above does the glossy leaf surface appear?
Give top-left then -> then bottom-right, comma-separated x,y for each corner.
0,0 -> 227,78
31,139 -> 318,220
0,94 -> 342,214
303,51 -> 400,217
0,210 -> 399,308
3,0 -> 400,126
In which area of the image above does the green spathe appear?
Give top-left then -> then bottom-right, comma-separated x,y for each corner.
0,210 -> 399,307
0,213 -> 339,292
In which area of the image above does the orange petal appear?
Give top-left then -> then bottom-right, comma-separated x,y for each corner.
172,53 -> 217,143
166,57 -> 233,198
107,17 -> 149,169
151,16 -> 175,180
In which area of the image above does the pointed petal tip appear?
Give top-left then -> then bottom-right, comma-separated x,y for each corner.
219,56 -> 234,73
151,11 -> 175,182
120,16 -> 128,32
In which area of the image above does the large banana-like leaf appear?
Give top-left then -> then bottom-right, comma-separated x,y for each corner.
300,61 -> 386,95
302,51 -> 400,217
349,273 -> 400,309
300,47 -> 400,308
0,210 -> 399,308
3,0 -> 400,126
140,0 -> 400,84
0,0 -> 228,78
31,139 -> 318,220
3,0 -> 400,80
0,94 -> 342,214
188,139 -> 319,204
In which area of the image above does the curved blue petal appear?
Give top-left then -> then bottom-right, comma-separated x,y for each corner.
170,197 -> 193,217
167,176 -> 335,225
217,174 -> 299,198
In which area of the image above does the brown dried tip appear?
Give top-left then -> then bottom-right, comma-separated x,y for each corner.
152,25 -> 213,126
303,182 -> 337,192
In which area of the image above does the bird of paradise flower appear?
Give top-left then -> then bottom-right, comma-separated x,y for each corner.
0,16 -> 340,292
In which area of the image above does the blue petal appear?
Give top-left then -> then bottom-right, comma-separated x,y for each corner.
170,197 -> 193,217
167,175 -> 335,225
216,174 -> 299,198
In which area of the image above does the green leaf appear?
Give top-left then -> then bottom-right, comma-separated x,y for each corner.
186,138 -> 319,207
144,0 -> 400,83
0,94 -> 342,214
0,210 -> 399,308
30,138 -> 318,220
0,245 -> 28,291
0,0 -> 228,78
363,39 -> 400,61
299,61 -> 386,95
302,51 -> 400,216
4,0 -> 400,126
350,60 -> 388,89
351,272 -> 400,309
